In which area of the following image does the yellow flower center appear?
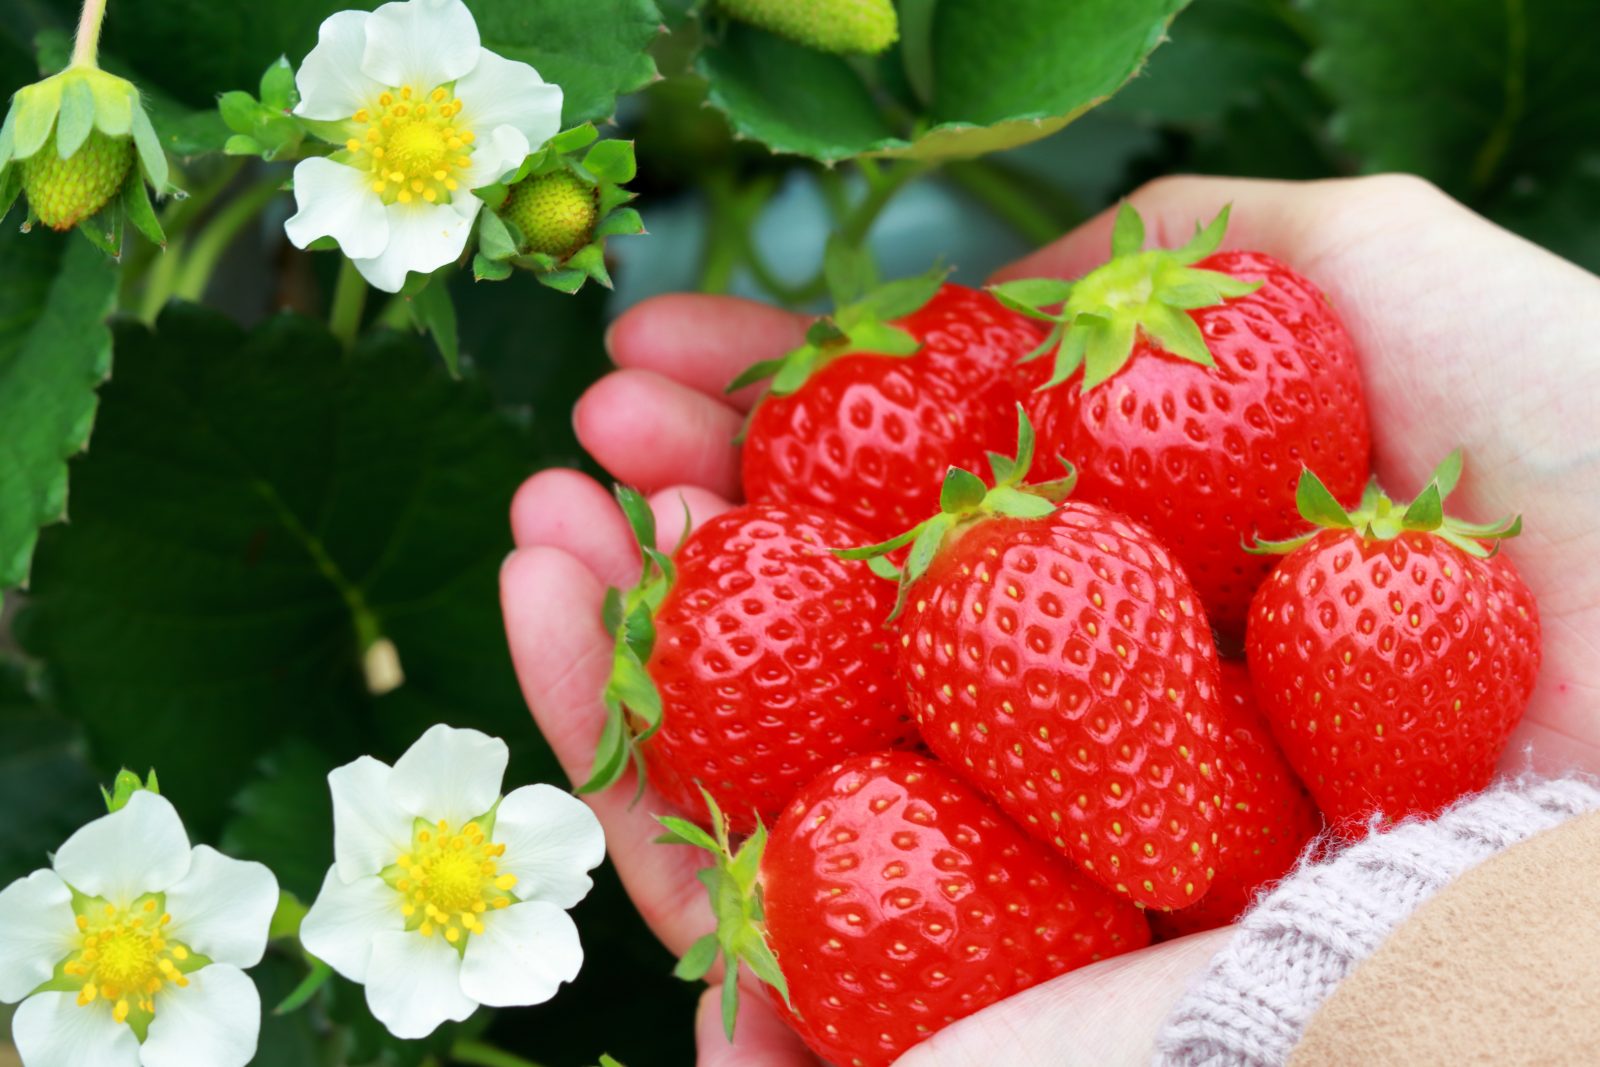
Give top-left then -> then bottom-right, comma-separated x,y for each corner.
62,899 -> 192,1026
343,84 -> 476,206
388,818 -> 517,948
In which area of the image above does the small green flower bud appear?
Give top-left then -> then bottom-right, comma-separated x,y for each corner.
502,170 -> 599,260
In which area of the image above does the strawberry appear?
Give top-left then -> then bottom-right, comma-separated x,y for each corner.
993,205 -> 1371,641
739,279 -> 1045,542
1153,659 -> 1320,936
844,411 -> 1227,911
1246,453 -> 1540,832
502,169 -> 598,259
583,488 -> 914,834
715,0 -> 900,56
660,752 -> 1149,1067
21,129 -> 133,230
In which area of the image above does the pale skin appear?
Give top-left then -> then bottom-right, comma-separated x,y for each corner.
499,174 -> 1600,1065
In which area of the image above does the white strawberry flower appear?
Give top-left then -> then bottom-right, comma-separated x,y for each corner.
283,0 -> 563,292
0,791 -> 279,1067
299,724 -> 604,1039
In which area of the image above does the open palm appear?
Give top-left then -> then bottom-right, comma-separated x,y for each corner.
500,174 -> 1600,1066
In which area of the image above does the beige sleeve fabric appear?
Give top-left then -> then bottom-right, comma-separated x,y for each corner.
1155,776 -> 1600,1066
1289,806 -> 1600,1066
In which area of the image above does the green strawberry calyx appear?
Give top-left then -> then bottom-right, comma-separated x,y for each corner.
1247,450 -> 1522,559
474,124 -> 644,294
837,405 -> 1076,620
726,262 -> 950,402
656,787 -> 790,1042
989,203 -> 1261,393
578,486 -> 689,796
0,64 -> 172,249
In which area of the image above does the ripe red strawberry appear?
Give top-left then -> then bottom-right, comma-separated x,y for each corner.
584,488 -> 914,833
844,411 -> 1227,911
994,205 -> 1371,641
660,752 -> 1149,1067
1153,659 -> 1320,936
738,279 -> 1045,541
1246,453 -> 1540,832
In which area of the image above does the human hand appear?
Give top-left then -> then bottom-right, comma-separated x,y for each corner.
500,174 -> 1600,1065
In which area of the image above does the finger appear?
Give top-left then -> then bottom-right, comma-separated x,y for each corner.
696,983 -> 818,1067
649,484 -> 736,547
510,468 -> 638,587
892,928 -> 1234,1067
500,546 -> 720,955
608,293 -> 809,412
992,175 -> 1356,284
574,368 -> 745,498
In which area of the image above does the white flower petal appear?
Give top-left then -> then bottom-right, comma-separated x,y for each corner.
460,126 -> 529,192
493,785 -> 605,910
329,756 -> 414,883
460,124 -> 530,192
163,847 -> 278,969
293,10 -> 383,121
386,724 -> 507,826
361,0 -> 480,91
460,901 -> 582,1008
53,792 -> 190,906
12,991 -> 140,1067
141,965 -> 260,1067
363,930 -> 477,1040
350,200 -> 475,293
0,869 -> 76,1002
284,157 -> 390,260
453,50 -> 562,151
299,867 -> 403,984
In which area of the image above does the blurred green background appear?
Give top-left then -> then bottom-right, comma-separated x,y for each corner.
1,0 -> 1597,1063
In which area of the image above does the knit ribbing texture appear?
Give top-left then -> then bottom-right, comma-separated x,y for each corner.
1153,775 -> 1600,1067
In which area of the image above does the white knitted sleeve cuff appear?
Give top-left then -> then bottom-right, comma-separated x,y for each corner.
1153,775 -> 1600,1067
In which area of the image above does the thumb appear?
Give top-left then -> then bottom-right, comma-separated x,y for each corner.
695,981 -> 818,1067
990,174 -> 1393,284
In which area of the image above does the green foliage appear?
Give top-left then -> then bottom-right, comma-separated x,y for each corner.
698,0 -> 1190,161
1304,0 -> 1600,201
15,305 -> 552,835
0,662 -> 102,885
0,227 -> 117,608
62,0 -> 661,127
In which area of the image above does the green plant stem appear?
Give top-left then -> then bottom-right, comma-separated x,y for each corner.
123,158 -> 248,313
450,1039 -> 550,1067
698,170 -> 743,294
328,257 -> 367,348
170,178 -> 284,303
70,0 -> 109,68
942,161 -> 1070,247
137,236 -> 186,323
836,159 -> 928,247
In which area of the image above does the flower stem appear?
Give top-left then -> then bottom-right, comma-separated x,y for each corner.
171,177 -> 285,303
329,257 -> 367,348
70,0 -> 110,69
450,1039 -> 550,1067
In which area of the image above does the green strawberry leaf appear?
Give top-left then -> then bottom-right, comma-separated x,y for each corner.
698,0 -> 1191,161
0,227 -> 118,609
15,305 -> 554,835
59,0 -> 661,128
1303,0 -> 1600,203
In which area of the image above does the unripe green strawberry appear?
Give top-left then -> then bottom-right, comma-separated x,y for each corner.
22,129 -> 134,231
502,170 -> 598,259
718,0 -> 898,56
